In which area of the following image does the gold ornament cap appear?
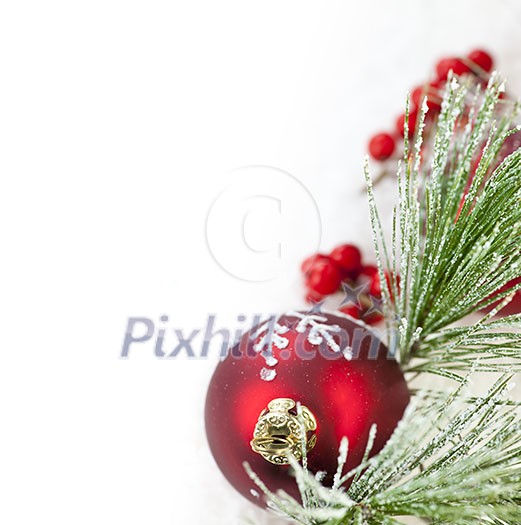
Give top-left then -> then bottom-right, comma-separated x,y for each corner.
250,398 -> 317,465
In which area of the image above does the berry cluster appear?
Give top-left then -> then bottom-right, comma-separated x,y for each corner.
367,48 -> 495,162
302,49 -> 519,321
301,244 -> 390,325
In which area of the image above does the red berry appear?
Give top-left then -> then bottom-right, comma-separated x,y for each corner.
411,84 -> 441,113
429,79 -> 447,99
369,272 -> 384,297
301,253 -> 330,275
341,302 -> 383,325
370,271 -> 400,299
436,57 -> 471,81
467,49 -> 494,73
307,260 -> 343,295
340,304 -> 361,319
304,289 -> 324,304
411,86 -> 424,108
360,264 -> 379,281
363,311 -> 384,326
329,244 -> 363,277
396,109 -> 418,138
482,277 -> 521,317
430,78 -> 446,90
368,132 -> 395,161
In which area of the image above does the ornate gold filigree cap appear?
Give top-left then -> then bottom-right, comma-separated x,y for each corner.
250,398 -> 317,465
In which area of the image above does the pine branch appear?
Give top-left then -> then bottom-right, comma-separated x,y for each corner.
366,74 -> 521,374
403,312 -> 521,377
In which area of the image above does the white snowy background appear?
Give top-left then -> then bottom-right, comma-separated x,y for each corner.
1,1 -> 521,524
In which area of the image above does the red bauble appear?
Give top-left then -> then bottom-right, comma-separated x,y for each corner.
205,311 -> 410,507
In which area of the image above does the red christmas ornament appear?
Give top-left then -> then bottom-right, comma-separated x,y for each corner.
205,311 -> 410,507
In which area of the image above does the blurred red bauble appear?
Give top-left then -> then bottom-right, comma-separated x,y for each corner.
205,311 -> 410,507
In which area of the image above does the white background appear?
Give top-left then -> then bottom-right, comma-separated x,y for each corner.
1,1 -> 521,524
